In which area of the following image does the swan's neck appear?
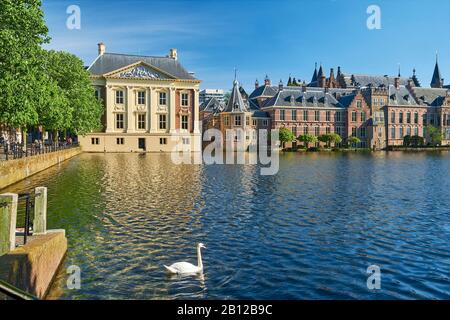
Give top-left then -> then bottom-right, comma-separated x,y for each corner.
197,246 -> 203,269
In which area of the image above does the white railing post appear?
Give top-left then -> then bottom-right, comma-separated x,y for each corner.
33,187 -> 47,235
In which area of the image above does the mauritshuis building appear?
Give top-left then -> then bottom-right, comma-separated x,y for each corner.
80,43 -> 201,152
201,57 -> 450,150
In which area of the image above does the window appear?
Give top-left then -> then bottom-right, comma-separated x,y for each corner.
414,113 -> 418,124
252,119 -> 257,126
303,127 -> 309,135
91,137 -> 99,145
137,114 -> 146,130
280,110 -> 285,121
159,114 -> 167,130
399,112 -> 404,124
234,115 -> 241,126
224,116 -> 230,126
116,90 -> 124,104
181,93 -> 189,106
159,138 -> 167,145
429,115 -> 434,126
360,127 -> 366,138
407,112 -> 411,124
116,113 -> 124,129
159,92 -> 167,105
314,127 -> 320,136
352,127 -> 357,137
314,111 -> 320,121
182,138 -> 190,145
380,98 -> 385,106
356,100 -> 362,108
181,115 -> 189,130
246,116 -> 250,126
391,112 -> 395,123
447,114 -> 450,126
262,119 -> 268,126
94,90 -> 100,100
352,111 -> 357,122
292,110 -> 297,121
361,112 -> 366,122
336,127 -> 342,136
374,98 -> 378,106
326,127 -> 331,134
335,112 -> 341,122
414,127 -> 419,136
423,114 -> 427,126
391,127 -> 395,139
400,127 -> 404,137
137,91 -> 146,105
116,138 -> 124,145
326,111 -> 331,122
406,127 -> 411,136
292,127 -> 297,136
303,110 -> 309,121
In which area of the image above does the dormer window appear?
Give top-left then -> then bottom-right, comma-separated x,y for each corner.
356,100 -> 362,108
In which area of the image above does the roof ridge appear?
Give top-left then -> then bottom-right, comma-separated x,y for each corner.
105,52 -> 170,59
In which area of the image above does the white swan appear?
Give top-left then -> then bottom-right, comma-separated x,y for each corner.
164,243 -> 206,274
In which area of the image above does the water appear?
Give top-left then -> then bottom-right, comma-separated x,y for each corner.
2,152 -> 450,299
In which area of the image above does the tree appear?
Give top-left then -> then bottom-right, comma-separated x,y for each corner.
279,127 -> 295,149
329,133 -> 342,148
410,135 -> 424,147
347,136 -> 361,148
403,135 -> 411,147
426,125 -> 443,146
0,0 -> 50,144
298,134 -> 318,149
318,134 -> 332,148
43,50 -> 103,136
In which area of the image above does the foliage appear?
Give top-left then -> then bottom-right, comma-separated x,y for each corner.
347,136 -> 361,147
329,133 -> 342,146
279,127 -> 295,148
0,0 -> 50,129
297,134 -> 318,148
410,135 -> 424,147
403,135 -> 411,147
426,125 -> 443,146
0,1 -> 103,140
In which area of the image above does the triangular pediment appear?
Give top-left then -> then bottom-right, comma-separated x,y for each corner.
104,61 -> 175,80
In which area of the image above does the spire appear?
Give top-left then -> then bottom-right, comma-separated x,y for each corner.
397,63 -> 401,78
264,74 -> 271,86
317,63 -> 324,78
411,68 -> 421,87
255,78 -> 259,89
287,75 -> 292,86
431,52 -> 444,88
224,77 -> 248,113
311,62 -> 318,83
278,79 -> 283,91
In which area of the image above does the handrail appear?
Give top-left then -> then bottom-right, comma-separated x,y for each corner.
0,279 -> 39,300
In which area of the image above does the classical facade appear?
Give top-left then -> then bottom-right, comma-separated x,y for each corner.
79,43 -> 201,152
202,56 -> 449,150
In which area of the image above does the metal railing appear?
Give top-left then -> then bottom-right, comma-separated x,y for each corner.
0,141 -> 79,161
0,279 -> 38,300
17,192 -> 34,245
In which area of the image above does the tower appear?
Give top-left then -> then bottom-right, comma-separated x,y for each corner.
431,53 -> 444,88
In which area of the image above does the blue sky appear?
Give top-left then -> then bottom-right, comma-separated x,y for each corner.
43,0 -> 450,92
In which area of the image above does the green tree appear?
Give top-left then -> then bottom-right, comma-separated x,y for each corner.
279,127 -> 295,149
0,0 -> 50,144
329,133 -> 342,148
298,134 -> 318,149
426,125 -> 443,146
318,134 -> 332,148
42,50 -> 103,136
403,135 -> 411,147
410,135 -> 424,147
347,136 -> 361,148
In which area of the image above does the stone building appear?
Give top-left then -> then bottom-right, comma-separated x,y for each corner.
79,43 -> 201,152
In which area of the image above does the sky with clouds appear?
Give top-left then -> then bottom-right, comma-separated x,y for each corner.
42,0 -> 450,92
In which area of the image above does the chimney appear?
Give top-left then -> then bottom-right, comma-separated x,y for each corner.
278,79 -> 283,91
98,42 -> 106,56
302,85 -> 307,93
407,79 -> 413,88
264,75 -> 271,86
169,48 -> 177,60
394,77 -> 400,89
255,79 -> 259,89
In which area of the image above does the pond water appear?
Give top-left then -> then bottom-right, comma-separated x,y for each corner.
2,152 -> 450,299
